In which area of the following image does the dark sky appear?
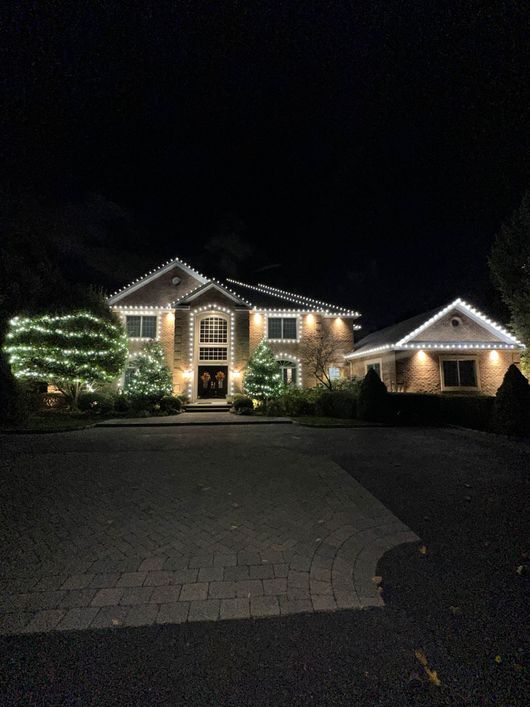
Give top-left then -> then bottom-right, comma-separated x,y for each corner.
3,1 -> 530,330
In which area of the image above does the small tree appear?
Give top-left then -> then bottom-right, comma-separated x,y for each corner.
301,323 -> 351,389
4,311 -> 128,408
358,368 -> 390,422
123,341 -> 173,398
489,191 -> 530,375
244,339 -> 283,401
492,364 -> 530,436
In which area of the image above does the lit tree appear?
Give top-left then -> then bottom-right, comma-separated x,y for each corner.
123,341 -> 173,398
489,190 -> 530,374
244,339 -> 283,400
4,311 -> 128,407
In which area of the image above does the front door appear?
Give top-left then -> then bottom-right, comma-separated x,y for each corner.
197,365 -> 228,399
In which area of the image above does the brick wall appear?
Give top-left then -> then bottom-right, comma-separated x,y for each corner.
411,310 -> 500,343
351,348 -> 519,395
114,265 -> 203,307
249,312 -> 356,388
349,352 -> 397,389
397,349 -> 519,395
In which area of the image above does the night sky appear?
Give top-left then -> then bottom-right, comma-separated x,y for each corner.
3,2 -> 530,331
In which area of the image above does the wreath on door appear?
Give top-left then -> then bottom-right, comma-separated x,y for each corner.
215,370 -> 225,389
201,371 -> 211,389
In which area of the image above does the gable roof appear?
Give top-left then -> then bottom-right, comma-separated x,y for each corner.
107,254 -> 361,315
172,281 -> 252,307
346,298 -> 525,358
107,257 -> 209,304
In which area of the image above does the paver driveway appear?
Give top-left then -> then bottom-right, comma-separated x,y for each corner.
0,426 -> 417,633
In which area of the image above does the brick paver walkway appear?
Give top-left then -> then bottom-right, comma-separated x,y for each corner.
0,427 -> 418,633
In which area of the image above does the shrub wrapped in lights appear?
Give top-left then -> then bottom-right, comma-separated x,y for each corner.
244,339 -> 283,401
4,312 -> 128,408
123,341 -> 173,399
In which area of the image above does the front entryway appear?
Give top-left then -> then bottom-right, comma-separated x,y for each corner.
197,365 -> 228,399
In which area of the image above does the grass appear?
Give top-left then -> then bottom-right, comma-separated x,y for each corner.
292,416 -> 378,427
0,412 -> 105,433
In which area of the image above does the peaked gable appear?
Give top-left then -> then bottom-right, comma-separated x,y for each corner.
173,281 -> 251,308
347,298 -> 524,358
108,257 -> 208,306
398,299 -> 523,346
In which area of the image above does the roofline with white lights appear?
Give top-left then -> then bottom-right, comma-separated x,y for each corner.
226,278 -> 361,317
345,298 -> 525,359
396,298 -> 523,346
107,257 -> 209,304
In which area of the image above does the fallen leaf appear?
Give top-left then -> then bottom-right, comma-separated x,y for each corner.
414,649 -> 441,686
371,575 -> 383,586
495,655 -> 502,664
419,545 -> 428,555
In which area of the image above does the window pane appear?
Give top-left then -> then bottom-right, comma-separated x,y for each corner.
268,318 -> 282,339
200,316 -> 227,343
141,316 -> 157,338
126,316 -> 141,337
199,347 -> 227,361
366,362 -> 381,376
458,360 -> 477,387
282,318 -> 297,339
328,367 -> 340,380
442,360 -> 459,387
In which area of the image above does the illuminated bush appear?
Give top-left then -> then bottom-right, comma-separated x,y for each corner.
244,339 -> 283,401
4,312 -> 128,407
122,341 -> 173,398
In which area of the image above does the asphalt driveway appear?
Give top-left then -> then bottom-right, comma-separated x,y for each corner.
1,425 -> 528,705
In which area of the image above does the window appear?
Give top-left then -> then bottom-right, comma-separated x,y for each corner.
365,360 -> 382,377
126,315 -> 157,338
328,367 -> 340,381
277,359 -> 298,385
200,316 -> 228,343
441,358 -> 478,389
267,317 -> 297,340
199,347 -> 228,361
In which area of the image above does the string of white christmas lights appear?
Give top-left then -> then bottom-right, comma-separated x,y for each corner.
226,278 -> 361,317
108,256 -> 209,301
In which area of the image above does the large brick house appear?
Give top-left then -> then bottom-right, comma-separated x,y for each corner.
346,298 -> 524,395
108,256 -> 360,401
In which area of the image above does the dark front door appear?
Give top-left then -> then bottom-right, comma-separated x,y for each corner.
197,365 -> 228,399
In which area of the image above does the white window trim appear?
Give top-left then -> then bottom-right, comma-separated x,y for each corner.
439,355 -> 480,391
276,355 -> 302,387
122,311 -> 160,341
265,314 -> 300,342
195,312 -> 229,364
364,358 -> 383,377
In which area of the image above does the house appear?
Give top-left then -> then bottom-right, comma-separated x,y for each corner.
107,256 -> 360,401
346,298 -> 524,395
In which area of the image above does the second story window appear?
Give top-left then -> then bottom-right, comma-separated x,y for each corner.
267,317 -> 297,340
126,315 -> 157,339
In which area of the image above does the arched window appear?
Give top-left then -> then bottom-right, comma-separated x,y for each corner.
198,315 -> 228,362
277,359 -> 298,385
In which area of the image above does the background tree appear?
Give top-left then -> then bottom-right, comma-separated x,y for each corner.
244,340 -> 283,400
489,190 -> 530,374
4,311 -> 128,408
301,322 -> 352,389
123,341 -> 173,398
